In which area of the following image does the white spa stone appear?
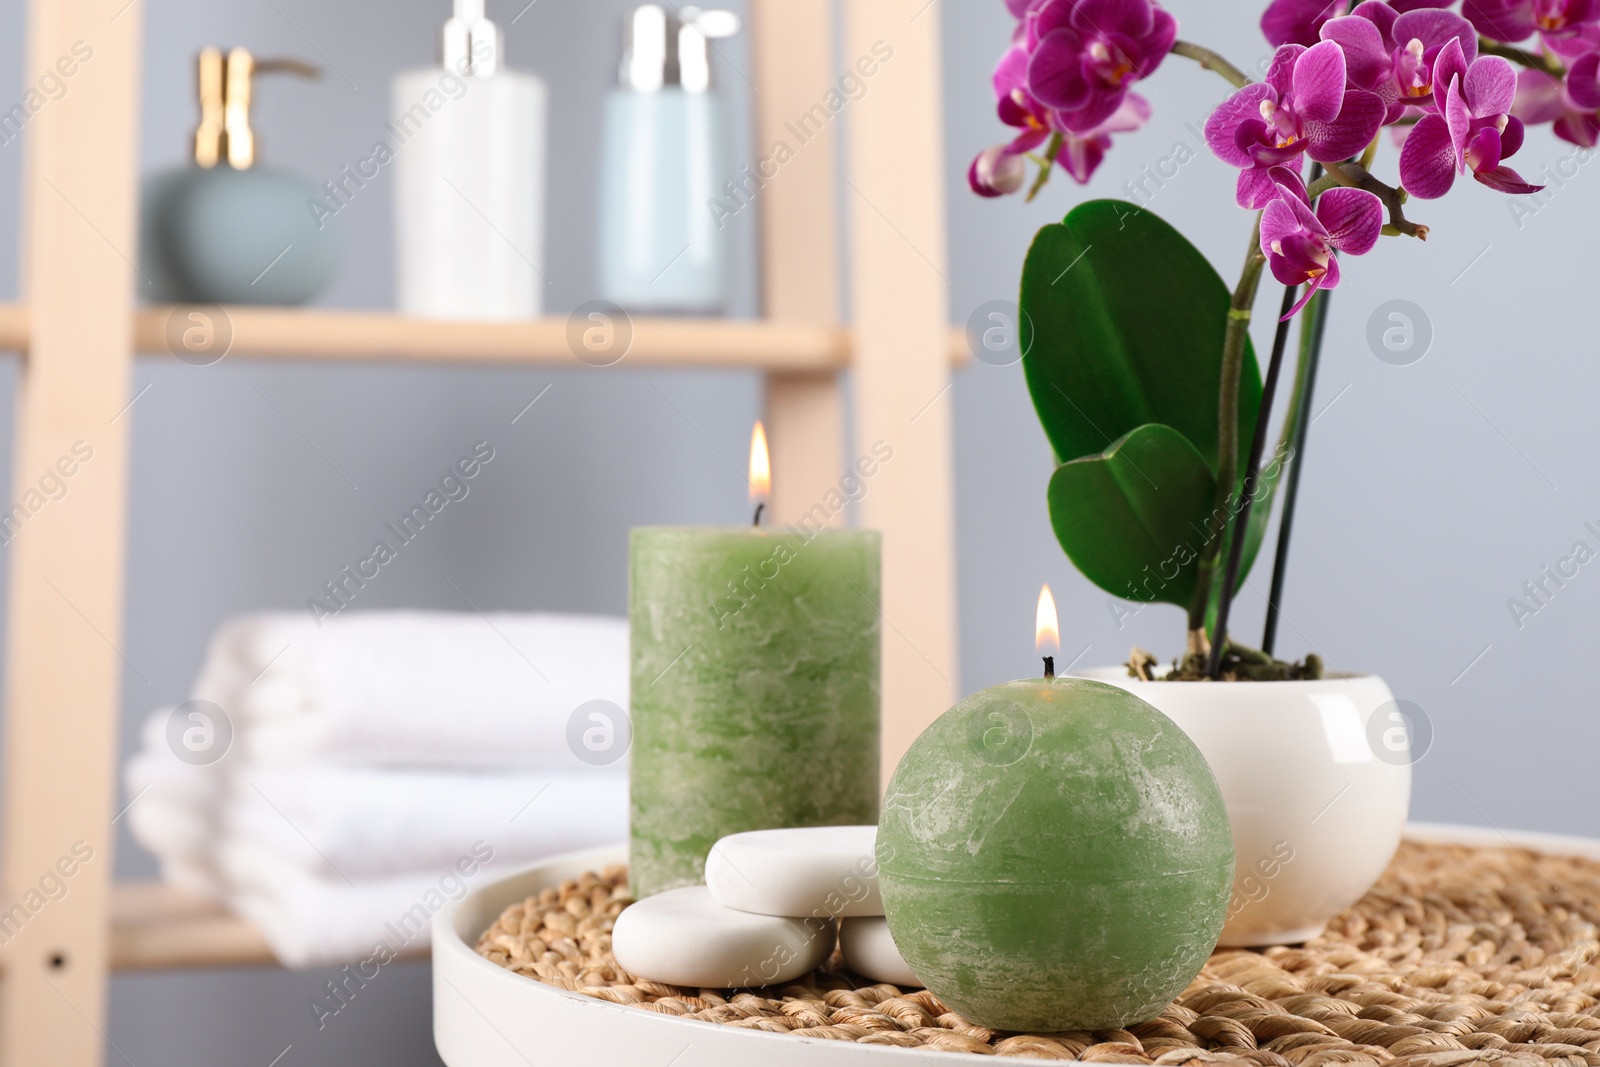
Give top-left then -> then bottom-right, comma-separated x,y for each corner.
839,916 -> 919,987
705,826 -> 882,919
611,886 -> 836,989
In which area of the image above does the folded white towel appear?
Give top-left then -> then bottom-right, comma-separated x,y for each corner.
192,610 -> 629,769
125,711 -> 226,805
160,857 -> 230,902
126,796 -> 213,860
124,711 -> 229,901
125,752 -> 223,810
218,839 -> 511,967
224,765 -> 627,880
124,610 -> 634,965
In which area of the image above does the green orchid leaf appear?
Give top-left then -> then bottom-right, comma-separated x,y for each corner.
1050,422 -> 1291,611
1046,424 -> 1218,608
1020,200 -> 1262,477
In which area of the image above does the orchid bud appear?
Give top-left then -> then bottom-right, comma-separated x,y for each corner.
969,145 -> 1028,198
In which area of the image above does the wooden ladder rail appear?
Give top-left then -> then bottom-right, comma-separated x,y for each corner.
845,0 -> 959,781
753,0 -> 960,784
1,0 -> 143,1064
752,0 -> 847,531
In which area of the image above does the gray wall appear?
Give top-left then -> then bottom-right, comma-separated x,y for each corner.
0,0 -> 1591,1062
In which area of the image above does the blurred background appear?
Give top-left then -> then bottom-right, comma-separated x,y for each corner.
0,0 -> 1592,1062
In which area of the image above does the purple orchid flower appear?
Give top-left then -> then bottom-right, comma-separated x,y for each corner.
1398,54 -> 1545,196
1262,0 -> 1352,47
1262,0 -> 1453,47
970,96 -> 1151,195
1513,65 -> 1600,145
1258,167 -> 1384,318
970,44 -> 1056,196
1546,21 -> 1600,57
1463,0 -> 1600,51
995,42 -> 1052,142
1205,42 -> 1388,208
1565,44 -> 1600,108
1321,4 -> 1479,120
1058,94 -> 1153,182
1026,0 -> 1177,133
968,40 -> 1151,195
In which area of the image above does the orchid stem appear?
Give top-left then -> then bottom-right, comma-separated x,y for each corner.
1263,286 -> 1330,656
1207,275 -> 1297,680
1025,132 -> 1065,203
1306,173 -> 1340,198
1171,40 -> 1254,89
1191,217 -> 1265,638
1476,36 -> 1563,75
1323,159 -> 1429,240
1358,136 -> 1379,172
1262,161 -> 1329,656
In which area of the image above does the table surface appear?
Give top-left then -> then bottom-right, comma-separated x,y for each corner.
434,824 -> 1600,1066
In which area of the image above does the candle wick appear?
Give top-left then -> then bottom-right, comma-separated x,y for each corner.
753,502 -> 765,527
1042,655 -> 1055,680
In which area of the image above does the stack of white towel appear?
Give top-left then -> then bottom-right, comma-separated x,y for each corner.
125,611 -> 630,967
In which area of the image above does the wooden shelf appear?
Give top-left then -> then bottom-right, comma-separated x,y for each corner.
0,884 -> 277,973
134,307 -> 854,370
0,305 -> 971,369
108,882 -> 275,971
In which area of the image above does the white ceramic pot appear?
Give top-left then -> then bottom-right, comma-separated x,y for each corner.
1077,669 -> 1411,947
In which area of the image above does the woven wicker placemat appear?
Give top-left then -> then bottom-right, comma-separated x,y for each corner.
475,840 -> 1600,1063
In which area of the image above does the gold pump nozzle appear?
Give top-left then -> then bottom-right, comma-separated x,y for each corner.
193,47 -> 319,170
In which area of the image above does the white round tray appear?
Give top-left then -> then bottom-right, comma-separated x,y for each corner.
432,824 -> 1600,1066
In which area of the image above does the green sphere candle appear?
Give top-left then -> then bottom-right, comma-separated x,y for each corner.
877,676 -> 1232,1031
629,523 -> 881,899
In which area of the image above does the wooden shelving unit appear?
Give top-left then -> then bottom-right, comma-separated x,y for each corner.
135,308 -> 857,368
0,885 -> 275,975
107,884 -> 275,971
0,1 -> 958,1063
0,304 -> 970,368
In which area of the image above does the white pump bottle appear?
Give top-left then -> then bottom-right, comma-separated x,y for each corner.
392,0 -> 547,319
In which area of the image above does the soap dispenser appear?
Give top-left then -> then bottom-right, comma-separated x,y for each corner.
392,0 -> 547,320
598,5 -> 740,313
140,47 -> 341,306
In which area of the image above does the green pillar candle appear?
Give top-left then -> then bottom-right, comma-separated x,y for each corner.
629,525 -> 881,899
877,677 -> 1233,1031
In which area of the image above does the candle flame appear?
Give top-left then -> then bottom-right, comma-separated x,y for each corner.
749,421 -> 771,502
1036,584 -> 1060,653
